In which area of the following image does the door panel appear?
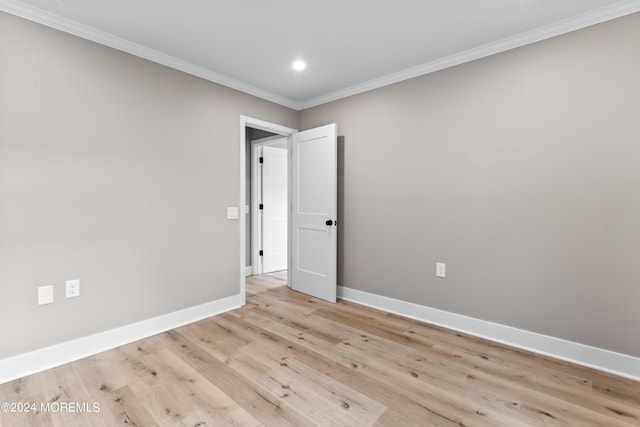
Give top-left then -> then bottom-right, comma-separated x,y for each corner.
290,123 -> 337,303
298,140 -> 330,213
298,228 -> 328,274
262,146 -> 288,273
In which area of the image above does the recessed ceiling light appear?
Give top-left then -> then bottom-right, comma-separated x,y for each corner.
292,60 -> 306,71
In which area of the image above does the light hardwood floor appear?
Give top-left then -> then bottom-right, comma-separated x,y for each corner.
1,272 -> 639,426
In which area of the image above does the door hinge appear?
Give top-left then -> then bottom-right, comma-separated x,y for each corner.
259,156 -> 264,164
259,203 -> 263,210
259,250 -> 264,256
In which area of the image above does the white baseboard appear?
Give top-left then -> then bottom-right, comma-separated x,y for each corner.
245,266 -> 253,276
338,286 -> 640,382
0,293 -> 243,385
4,288 -> 638,385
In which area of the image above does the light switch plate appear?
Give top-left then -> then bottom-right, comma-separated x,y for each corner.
38,285 -> 54,305
227,206 -> 239,219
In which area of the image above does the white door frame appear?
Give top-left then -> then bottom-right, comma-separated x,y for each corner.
239,116 -> 297,305
250,136 -> 288,276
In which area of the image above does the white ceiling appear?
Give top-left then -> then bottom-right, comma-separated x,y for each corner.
2,0 -> 639,110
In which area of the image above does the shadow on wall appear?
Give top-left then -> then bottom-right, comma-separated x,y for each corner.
337,135 -> 345,287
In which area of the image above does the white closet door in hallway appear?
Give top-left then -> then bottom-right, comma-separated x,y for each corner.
261,145 -> 288,273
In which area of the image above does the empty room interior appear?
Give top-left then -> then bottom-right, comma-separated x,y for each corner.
1,1 -> 640,426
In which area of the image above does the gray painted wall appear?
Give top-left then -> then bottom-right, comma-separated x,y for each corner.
2,8 -> 639,363
0,12 -> 297,359
300,12 -> 640,358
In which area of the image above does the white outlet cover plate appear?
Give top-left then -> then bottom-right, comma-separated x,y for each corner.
65,279 -> 80,298
436,262 -> 446,278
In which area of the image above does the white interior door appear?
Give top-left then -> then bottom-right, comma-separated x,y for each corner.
290,123 -> 337,303
262,146 -> 288,273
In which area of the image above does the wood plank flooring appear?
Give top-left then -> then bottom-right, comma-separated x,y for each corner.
1,271 -> 639,426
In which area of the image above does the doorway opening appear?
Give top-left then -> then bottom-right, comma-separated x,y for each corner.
239,116 -> 338,305
239,116 -> 297,305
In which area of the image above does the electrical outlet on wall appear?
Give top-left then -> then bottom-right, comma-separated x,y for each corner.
65,279 -> 80,298
436,262 -> 446,278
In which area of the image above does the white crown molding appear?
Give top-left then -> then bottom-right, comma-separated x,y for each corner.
0,0 -> 300,110
338,286 -> 640,382
297,0 -> 640,110
2,1 -> 640,109
0,293 -> 243,385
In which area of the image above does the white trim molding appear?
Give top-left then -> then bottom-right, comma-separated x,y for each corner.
0,293 -> 243,385
2,0 -> 639,111
338,286 -> 640,382
298,0 -> 640,109
0,1 -> 299,110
